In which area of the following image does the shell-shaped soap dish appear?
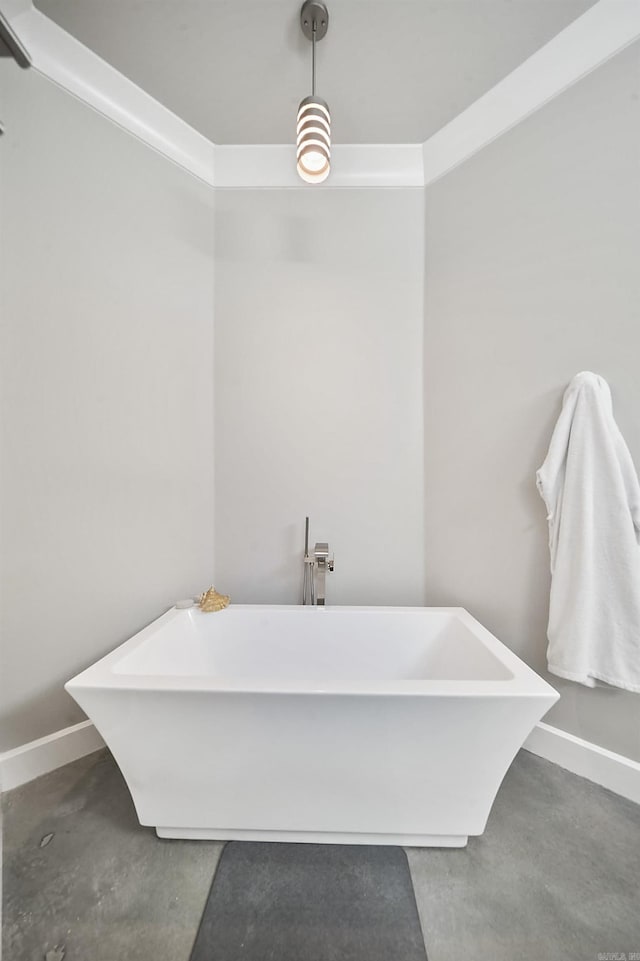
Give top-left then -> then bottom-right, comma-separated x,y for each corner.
198,587 -> 231,612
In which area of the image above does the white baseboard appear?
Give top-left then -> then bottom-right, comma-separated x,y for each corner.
0,720 -> 105,793
2,717 -> 638,804
524,721 -> 640,805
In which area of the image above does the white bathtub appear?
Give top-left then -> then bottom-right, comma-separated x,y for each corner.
66,605 -> 558,847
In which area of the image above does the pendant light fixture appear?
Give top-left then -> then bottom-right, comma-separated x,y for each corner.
297,1 -> 330,184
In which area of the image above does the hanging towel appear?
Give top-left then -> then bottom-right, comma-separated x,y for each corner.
536,371 -> 640,692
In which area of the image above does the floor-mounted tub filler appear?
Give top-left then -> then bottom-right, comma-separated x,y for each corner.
66,606 -> 558,847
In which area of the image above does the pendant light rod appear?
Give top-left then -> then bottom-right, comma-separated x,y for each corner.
300,0 -> 328,98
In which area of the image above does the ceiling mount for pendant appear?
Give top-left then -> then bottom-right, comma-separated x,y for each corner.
300,1 -> 329,42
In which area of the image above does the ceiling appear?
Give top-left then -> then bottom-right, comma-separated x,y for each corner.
34,0 -> 597,144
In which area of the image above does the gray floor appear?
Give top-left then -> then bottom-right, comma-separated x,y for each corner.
3,749 -> 639,961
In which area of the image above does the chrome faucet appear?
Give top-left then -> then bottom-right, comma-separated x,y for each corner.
302,518 -> 334,606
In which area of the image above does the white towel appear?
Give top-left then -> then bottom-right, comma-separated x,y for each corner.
536,371 -> 640,692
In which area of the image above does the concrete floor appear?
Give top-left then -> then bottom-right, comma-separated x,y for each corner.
3,749 -> 640,961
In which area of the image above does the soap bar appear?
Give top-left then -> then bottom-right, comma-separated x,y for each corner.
175,598 -> 195,610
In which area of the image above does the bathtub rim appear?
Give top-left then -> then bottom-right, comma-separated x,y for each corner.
65,605 -> 559,703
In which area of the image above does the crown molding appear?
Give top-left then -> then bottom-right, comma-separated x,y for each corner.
0,0 -> 216,185
0,0 -> 31,17
421,0 -> 640,186
0,0 -> 638,188
214,144 -> 424,188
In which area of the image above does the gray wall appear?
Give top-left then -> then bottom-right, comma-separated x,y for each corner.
3,38 -> 639,767
214,188 -> 425,607
423,43 -> 640,761
0,62 -> 216,751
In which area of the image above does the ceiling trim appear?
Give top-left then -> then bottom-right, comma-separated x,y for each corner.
214,145 -> 424,188
0,0 -> 216,185
1,0 -> 638,189
421,0 -> 640,185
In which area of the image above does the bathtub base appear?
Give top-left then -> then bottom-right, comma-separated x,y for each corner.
154,826 -> 469,847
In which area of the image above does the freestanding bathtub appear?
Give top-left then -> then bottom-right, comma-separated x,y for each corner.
66,605 -> 558,847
